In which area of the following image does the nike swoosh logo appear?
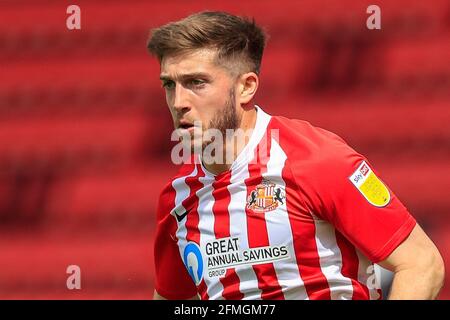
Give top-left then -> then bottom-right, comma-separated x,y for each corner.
174,209 -> 189,222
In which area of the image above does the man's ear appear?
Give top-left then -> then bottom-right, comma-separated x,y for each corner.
237,72 -> 259,106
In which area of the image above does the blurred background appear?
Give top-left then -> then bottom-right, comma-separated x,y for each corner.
0,0 -> 448,299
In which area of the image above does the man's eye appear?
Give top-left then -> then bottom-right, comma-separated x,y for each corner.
191,79 -> 205,87
162,81 -> 175,89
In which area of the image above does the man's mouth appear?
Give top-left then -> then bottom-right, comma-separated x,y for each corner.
179,123 -> 193,129
177,120 -> 195,130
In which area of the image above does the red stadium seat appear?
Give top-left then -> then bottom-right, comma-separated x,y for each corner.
2,0 -> 447,42
1,55 -> 159,92
0,229 -> 156,299
381,35 -> 450,93
44,164 -> 178,228
257,44 -> 310,100
0,114 -> 163,170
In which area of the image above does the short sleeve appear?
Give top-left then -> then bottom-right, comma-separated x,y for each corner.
154,186 -> 198,299
294,136 -> 416,263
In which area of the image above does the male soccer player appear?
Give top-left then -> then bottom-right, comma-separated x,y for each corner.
147,11 -> 444,300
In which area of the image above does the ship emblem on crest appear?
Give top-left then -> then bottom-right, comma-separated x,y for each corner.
246,179 -> 286,213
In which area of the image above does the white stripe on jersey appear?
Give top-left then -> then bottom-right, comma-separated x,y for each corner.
228,162 -> 262,300
172,166 -> 198,271
263,138 -> 309,300
312,215 -> 354,299
197,174 -> 225,300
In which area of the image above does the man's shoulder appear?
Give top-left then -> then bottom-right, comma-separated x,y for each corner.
269,114 -> 353,159
269,114 -> 365,180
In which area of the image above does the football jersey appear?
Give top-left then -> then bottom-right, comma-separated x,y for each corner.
154,106 -> 416,300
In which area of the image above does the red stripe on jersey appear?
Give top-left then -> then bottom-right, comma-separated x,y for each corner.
163,183 -> 178,242
272,119 -> 332,299
281,164 -> 332,299
211,171 -> 244,300
183,165 -> 205,244
245,134 -> 284,300
182,165 -> 209,299
335,230 -> 370,299
212,171 -> 232,241
198,281 -> 209,300
377,288 -> 383,300
220,269 -> 243,299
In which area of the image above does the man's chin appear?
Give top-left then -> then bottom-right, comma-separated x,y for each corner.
182,140 -> 216,155
180,139 -> 204,155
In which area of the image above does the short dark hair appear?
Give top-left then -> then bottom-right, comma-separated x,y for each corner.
147,11 -> 267,75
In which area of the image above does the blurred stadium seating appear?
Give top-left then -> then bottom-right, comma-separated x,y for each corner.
0,0 -> 448,299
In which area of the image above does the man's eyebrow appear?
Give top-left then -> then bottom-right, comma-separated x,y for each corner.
159,72 -> 212,81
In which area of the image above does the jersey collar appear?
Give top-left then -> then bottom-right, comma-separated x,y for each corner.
198,105 -> 272,177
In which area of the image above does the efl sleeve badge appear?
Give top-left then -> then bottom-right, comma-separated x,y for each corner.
349,161 -> 391,207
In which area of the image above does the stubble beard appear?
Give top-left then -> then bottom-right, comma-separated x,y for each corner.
190,88 -> 240,158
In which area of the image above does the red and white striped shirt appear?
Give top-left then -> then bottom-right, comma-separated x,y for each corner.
154,106 -> 416,300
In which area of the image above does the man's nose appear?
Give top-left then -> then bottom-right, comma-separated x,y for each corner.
173,84 -> 191,113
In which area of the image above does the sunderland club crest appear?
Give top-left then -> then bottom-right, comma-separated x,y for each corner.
246,179 -> 286,213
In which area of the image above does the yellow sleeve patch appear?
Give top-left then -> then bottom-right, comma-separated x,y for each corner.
349,161 -> 391,207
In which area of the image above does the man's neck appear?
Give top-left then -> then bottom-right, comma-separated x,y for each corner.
202,106 -> 257,175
